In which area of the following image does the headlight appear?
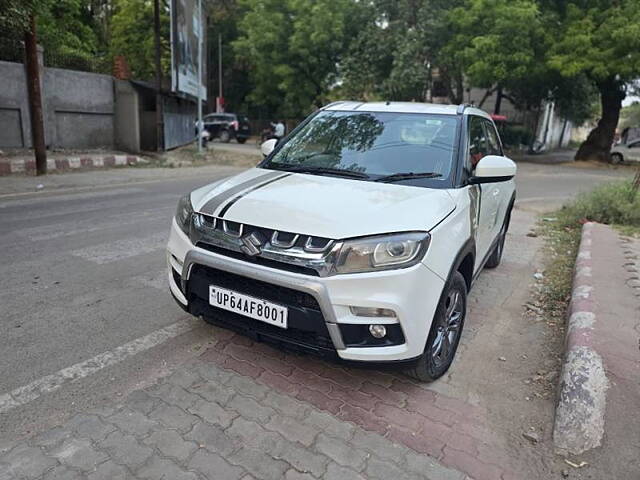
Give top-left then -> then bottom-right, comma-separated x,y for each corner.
175,194 -> 194,235
333,232 -> 430,274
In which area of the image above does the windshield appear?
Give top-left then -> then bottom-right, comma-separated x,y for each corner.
263,110 -> 460,185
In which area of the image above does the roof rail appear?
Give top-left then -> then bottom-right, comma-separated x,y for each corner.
456,103 -> 473,115
322,101 -> 348,109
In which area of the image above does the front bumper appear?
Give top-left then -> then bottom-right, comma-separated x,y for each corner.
167,218 -> 445,362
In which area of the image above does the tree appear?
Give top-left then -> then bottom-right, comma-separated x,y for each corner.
549,1 -> 640,161
110,0 -> 170,80
446,0 -> 549,114
234,0 -> 365,117
340,0 -> 464,103
0,0 -> 37,33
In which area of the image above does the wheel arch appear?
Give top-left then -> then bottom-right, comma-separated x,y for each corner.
448,238 -> 476,292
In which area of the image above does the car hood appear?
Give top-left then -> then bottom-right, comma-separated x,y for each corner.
191,168 -> 456,239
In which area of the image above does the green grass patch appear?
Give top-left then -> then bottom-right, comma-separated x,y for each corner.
537,179 -> 640,317
555,179 -> 640,228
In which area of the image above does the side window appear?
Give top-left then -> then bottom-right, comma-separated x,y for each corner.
484,121 -> 503,156
468,116 -> 488,169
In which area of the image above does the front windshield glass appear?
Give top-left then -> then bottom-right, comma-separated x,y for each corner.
263,110 -> 459,184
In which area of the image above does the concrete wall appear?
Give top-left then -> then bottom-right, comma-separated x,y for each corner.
114,80 -> 140,152
535,101 -> 573,150
0,60 -> 114,149
0,61 -> 31,148
43,67 -> 114,149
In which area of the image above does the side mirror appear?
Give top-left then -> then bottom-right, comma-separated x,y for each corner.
261,138 -> 278,157
468,155 -> 517,184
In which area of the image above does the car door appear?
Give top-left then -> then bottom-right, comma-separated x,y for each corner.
467,115 -> 496,269
625,139 -> 640,161
483,119 -> 510,240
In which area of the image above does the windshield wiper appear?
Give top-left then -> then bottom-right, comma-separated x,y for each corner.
374,172 -> 442,183
272,165 -> 371,179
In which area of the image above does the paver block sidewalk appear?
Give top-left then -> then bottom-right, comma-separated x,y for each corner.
0,154 -> 146,176
0,348 -> 471,480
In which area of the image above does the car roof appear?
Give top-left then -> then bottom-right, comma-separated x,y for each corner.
323,101 -> 492,120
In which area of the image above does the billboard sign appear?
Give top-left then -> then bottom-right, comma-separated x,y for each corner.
170,0 -> 206,100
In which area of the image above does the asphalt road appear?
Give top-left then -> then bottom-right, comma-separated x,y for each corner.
0,160 -> 629,439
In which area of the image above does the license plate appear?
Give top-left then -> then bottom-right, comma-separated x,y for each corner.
209,285 -> 288,329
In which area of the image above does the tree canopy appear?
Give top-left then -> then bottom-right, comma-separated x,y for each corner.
549,0 -> 640,160
1,0 -> 639,159
233,0 -> 366,117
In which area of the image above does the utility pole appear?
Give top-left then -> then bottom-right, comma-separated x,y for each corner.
217,33 -> 223,113
24,14 -> 47,175
153,0 -> 164,151
197,0 -> 203,153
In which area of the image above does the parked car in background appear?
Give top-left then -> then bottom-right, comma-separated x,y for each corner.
169,102 -> 516,382
611,127 -> 640,163
200,113 -> 251,143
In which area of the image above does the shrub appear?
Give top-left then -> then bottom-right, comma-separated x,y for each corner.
558,179 -> 640,227
500,125 -> 533,147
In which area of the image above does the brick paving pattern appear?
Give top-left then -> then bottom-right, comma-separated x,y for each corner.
0,312 -> 516,480
0,228 -> 538,480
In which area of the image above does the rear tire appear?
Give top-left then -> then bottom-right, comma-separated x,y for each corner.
237,137 -> 247,144
219,130 -> 231,143
610,152 -> 623,164
406,271 -> 467,383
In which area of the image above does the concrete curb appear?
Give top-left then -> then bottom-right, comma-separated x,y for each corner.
0,154 -> 145,176
553,222 -> 608,455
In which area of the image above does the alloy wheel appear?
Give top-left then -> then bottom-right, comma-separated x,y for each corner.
431,289 -> 463,367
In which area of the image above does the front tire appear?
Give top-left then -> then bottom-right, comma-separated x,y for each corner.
237,137 -> 247,144
610,152 -> 623,164
406,271 -> 467,382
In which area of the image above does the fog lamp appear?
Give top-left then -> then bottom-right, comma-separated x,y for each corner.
350,306 -> 396,317
369,324 -> 387,339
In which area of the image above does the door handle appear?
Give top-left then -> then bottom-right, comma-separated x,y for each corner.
492,189 -> 500,197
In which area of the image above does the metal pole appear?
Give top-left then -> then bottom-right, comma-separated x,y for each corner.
218,33 -> 222,113
197,0 -> 203,153
24,15 -> 47,175
153,0 -> 164,151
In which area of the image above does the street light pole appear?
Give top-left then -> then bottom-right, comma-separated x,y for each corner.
197,0 -> 203,153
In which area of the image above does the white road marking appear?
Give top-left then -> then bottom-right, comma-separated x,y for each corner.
17,209 -> 172,241
0,318 -> 198,414
0,188 -> 147,209
70,232 -> 168,264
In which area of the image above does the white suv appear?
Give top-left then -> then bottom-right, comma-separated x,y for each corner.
167,102 -> 516,381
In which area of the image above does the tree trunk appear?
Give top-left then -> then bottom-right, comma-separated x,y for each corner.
494,85 -> 503,115
478,87 -> 496,109
575,77 -> 625,162
24,15 -> 47,175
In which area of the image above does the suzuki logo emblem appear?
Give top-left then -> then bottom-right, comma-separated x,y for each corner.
240,232 -> 265,257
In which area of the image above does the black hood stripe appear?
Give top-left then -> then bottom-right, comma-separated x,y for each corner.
218,173 -> 292,218
199,171 -> 284,215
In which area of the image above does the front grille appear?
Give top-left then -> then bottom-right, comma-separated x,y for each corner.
191,214 -> 336,277
196,242 -> 320,276
195,214 -> 334,252
187,265 -> 336,355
